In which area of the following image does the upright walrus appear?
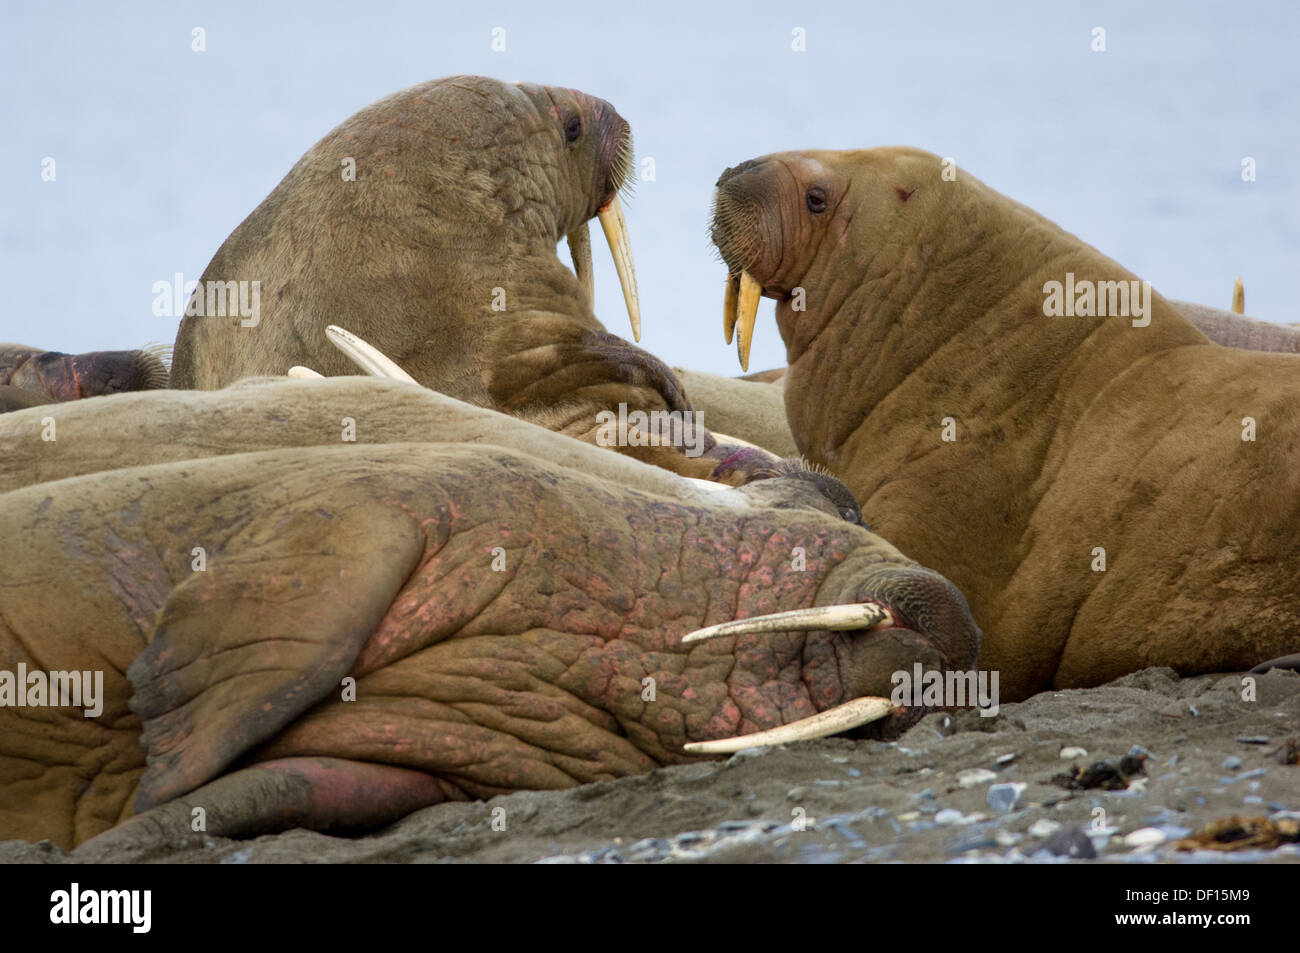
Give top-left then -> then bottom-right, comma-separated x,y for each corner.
710,147 -> 1300,699
170,76 -> 764,479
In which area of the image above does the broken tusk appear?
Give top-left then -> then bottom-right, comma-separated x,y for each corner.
325,325 -> 419,384
288,365 -> 325,379
597,196 -> 641,342
727,270 -> 761,372
567,223 -> 594,303
683,695 -> 895,754
1232,276 -> 1244,315
682,603 -> 892,644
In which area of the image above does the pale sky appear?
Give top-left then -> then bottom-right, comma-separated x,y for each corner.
3,0 -> 1296,375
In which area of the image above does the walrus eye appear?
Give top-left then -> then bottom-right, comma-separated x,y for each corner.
806,188 -> 827,214
839,506 -> 858,522
565,115 -> 582,143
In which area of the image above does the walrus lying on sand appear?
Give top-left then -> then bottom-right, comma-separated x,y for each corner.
169,75 -> 762,480
0,379 -> 978,849
711,146 -> 1300,700
0,343 -> 167,412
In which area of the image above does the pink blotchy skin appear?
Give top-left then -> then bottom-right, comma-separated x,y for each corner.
2,441 -> 979,849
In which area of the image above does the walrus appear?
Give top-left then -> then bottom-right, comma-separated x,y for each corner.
0,343 -> 168,410
0,381 -> 979,848
1172,299 -> 1300,353
169,75 -> 763,481
710,146 -> 1300,700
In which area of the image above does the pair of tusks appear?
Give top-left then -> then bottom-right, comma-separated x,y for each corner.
288,326 -> 420,382
1232,276 -> 1244,315
567,196 -> 641,341
680,602 -> 898,754
292,342 -> 898,756
724,271 -> 762,371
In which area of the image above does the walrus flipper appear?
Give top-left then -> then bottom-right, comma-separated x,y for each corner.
128,498 -> 425,811
1249,653 -> 1300,674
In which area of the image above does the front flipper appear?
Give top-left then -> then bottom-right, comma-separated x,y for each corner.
128,498 -> 425,811
79,757 -> 463,859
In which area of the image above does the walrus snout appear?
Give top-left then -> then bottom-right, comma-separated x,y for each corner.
679,557 -> 983,752
838,565 -> 985,739
711,157 -> 790,370
715,158 -> 766,187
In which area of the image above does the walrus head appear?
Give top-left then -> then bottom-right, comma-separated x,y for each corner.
505,81 -> 639,334
169,75 -> 645,394
0,343 -> 169,405
712,150 -> 905,370
354,76 -> 640,337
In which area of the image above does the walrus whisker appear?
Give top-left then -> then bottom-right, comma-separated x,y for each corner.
596,195 -> 641,341
324,326 -> 420,384
681,603 -> 892,644
682,695 -> 895,754
567,223 -> 595,302
613,134 -> 636,201
287,365 -> 325,379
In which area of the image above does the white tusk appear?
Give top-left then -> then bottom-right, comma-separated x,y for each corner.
682,603 -> 892,644
288,365 -> 325,379
1232,276 -> 1245,314
568,223 -> 595,303
684,476 -> 733,493
732,270 -> 761,372
709,429 -> 764,451
325,325 -> 419,384
597,196 -> 641,342
683,696 -> 895,754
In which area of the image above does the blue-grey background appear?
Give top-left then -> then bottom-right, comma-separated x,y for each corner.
2,0 -> 1296,375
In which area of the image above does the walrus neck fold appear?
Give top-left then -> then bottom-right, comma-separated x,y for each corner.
787,179 -> 1205,491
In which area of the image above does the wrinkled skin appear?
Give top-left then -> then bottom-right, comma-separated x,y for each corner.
0,343 -> 167,411
168,75 -> 762,481
711,147 -> 1300,700
0,382 -> 979,849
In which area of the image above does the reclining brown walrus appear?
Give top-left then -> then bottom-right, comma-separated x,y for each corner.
710,146 -> 1300,700
0,343 -> 167,412
0,380 -> 979,849
168,75 -> 764,480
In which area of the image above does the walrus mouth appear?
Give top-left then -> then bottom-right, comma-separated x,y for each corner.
680,602 -> 903,753
711,184 -> 766,370
565,194 -> 641,341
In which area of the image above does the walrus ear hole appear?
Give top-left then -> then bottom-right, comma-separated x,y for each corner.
564,115 -> 582,144
806,188 -> 827,214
